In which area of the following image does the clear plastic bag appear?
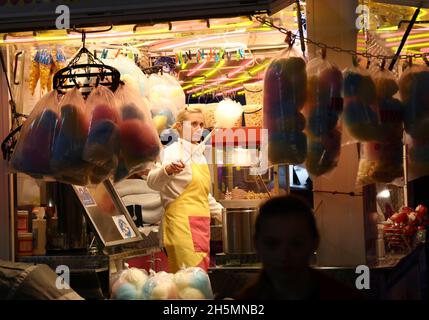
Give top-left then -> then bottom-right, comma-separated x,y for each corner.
51,88 -> 90,185
263,48 -> 307,165
374,69 -> 403,142
399,64 -> 429,140
174,267 -> 214,300
343,66 -> 380,141
357,141 -> 403,185
304,55 -> 343,176
148,73 -> 185,118
113,83 -> 161,183
82,86 -> 121,184
141,271 -> 178,300
102,56 -> 149,98
10,90 -> 60,179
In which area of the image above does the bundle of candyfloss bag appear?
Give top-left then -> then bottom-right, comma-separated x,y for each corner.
110,266 -> 214,300
10,83 -> 160,185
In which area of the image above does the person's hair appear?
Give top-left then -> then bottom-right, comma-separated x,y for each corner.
172,106 -> 205,130
256,195 -> 320,240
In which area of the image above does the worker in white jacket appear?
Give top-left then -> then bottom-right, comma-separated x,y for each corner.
147,106 -> 223,273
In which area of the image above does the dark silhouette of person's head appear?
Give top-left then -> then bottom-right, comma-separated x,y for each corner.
237,195 -> 363,300
255,195 -> 319,274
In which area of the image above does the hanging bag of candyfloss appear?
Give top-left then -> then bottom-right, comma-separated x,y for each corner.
82,85 -> 121,184
51,88 -> 90,185
356,64 -> 404,186
113,82 -> 161,183
263,33 -> 307,165
399,61 -> 429,180
10,90 -> 60,179
303,49 -> 343,176
343,60 -> 381,142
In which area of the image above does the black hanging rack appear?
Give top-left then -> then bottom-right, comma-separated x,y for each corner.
53,25 -> 120,96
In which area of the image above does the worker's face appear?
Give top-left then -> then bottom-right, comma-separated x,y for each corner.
178,112 -> 205,143
256,215 -> 318,274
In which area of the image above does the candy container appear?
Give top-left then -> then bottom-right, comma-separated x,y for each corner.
141,271 -> 178,300
303,54 -> 343,176
10,91 -> 60,178
174,267 -> 213,300
263,48 -> 307,164
343,67 -> 380,141
51,89 -> 90,185
83,86 -> 121,184
113,83 -> 161,183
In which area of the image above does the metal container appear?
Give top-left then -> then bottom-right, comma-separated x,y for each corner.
220,200 -> 261,254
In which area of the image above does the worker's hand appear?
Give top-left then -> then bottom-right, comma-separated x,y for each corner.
165,161 -> 185,175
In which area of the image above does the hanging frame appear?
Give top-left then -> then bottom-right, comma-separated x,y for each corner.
53,26 -> 121,96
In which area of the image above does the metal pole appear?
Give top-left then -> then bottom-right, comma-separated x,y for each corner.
403,137 -> 409,207
388,6 -> 420,71
296,0 -> 306,57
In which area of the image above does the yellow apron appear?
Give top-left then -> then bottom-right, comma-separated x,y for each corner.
163,163 -> 211,273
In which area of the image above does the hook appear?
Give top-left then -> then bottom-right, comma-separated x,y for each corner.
285,31 -> 295,47
380,58 -> 386,71
82,30 -> 86,48
352,55 -> 359,67
320,48 -> 327,59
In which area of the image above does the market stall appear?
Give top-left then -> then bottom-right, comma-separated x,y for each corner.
0,0 -> 428,300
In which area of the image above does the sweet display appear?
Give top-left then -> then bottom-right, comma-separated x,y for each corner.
13,78 -> 160,185
111,267 -> 213,300
263,53 -> 307,164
